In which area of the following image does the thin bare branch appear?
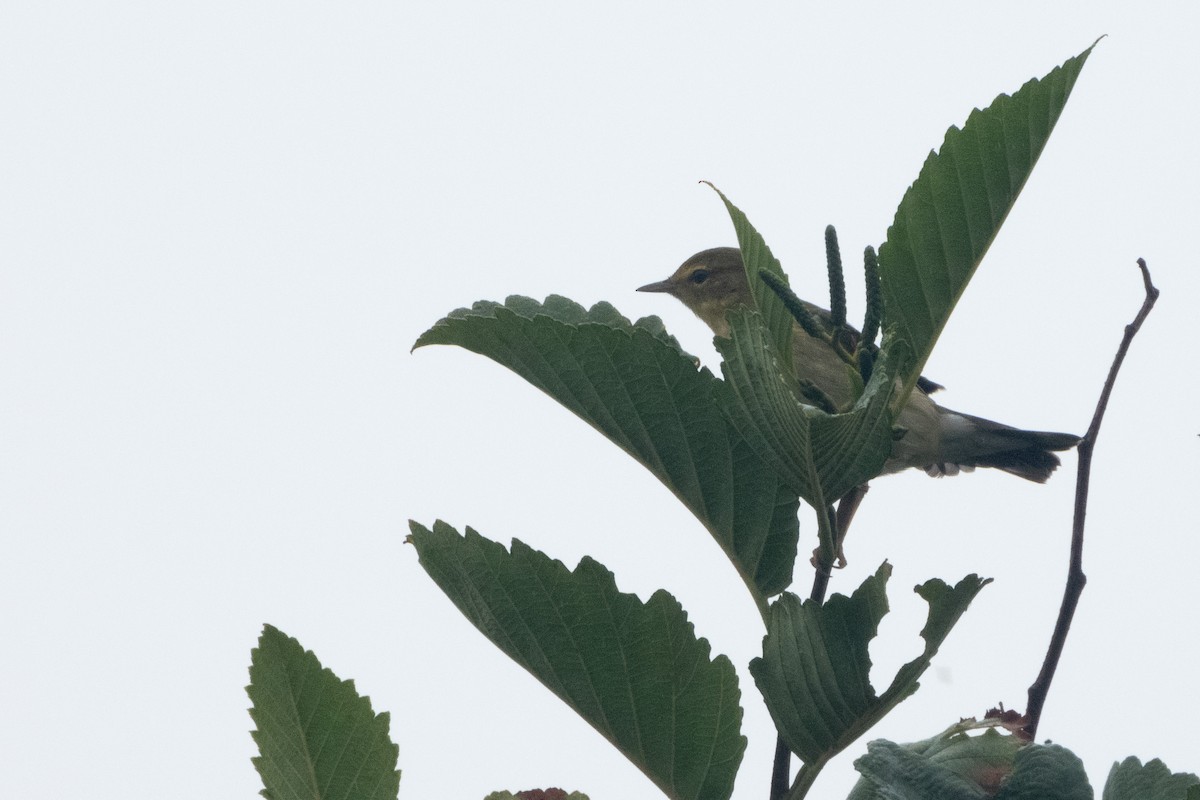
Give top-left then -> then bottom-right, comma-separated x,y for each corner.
1023,258 -> 1159,739
770,484 -> 871,800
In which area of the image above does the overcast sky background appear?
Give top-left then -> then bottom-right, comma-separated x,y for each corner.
3,3 -> 1198,798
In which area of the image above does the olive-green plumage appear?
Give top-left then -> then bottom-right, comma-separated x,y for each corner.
638,247 -> 1078,482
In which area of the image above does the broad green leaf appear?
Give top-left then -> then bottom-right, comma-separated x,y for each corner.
850,729 -> 1091,800
750,565 -> 988,768
878,42 -> 1096,401
484,792 -> 591,800
851,738 -> 1008,800
995,744 -> 1092,800
247,625 -> 400,800
716,310 -> 899,507
1103,757 -> 1200,800
705,183 -> 796,375
414,296 -> 799,599
408,521 -> 745,800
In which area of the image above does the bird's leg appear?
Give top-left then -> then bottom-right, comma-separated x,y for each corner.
809,483 -> 871,570
834,483 -> 870,554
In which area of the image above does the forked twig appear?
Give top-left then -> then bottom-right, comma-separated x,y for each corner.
1022,259 -> 1159,739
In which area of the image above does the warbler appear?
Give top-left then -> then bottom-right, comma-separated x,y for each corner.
638,247 -> 1078,482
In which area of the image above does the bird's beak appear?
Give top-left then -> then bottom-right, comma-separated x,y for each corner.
636,279 -> 675,294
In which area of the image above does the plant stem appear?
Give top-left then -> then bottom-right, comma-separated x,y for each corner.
769,738 -> 792,800
1022,258 -> 1158,739
788,761 -> 822,799
769,485 -> 869,799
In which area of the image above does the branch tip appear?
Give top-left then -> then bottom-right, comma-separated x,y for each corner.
1023,256 -> 1158,740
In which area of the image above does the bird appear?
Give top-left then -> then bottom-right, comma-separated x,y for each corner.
638,247 -> 1079,482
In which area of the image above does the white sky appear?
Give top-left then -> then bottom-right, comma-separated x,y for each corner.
3,3 -> 1197,799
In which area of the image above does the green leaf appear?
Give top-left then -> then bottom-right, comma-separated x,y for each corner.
850,736 -> 1012,800
750,566 -> 988,768
995,743 -> 1092,800
247,625 -> 400,800
715,310 -> 899,506
705,183 -> 796,375
714,309 -> 901,561
888,571 -> 997,692
484,792 -> 591,800
878,42 -> 1096,401
851,727 -> 1092,800
409,520 -> 746,800
1103,757 -> 1200,800
414,296 -> 800,600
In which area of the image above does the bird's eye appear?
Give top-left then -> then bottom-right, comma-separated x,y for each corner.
688,269 -> 709,285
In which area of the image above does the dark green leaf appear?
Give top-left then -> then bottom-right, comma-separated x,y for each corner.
850,738 -> 1000,800
995,742 -> 1092,800
484,792 -> 591,800
1103,757 -> 1200,800
715,310 -> 899,508
409,521 -> 745,800
851,728 -> 1091,800
414,297 -> 799,599
247,625 -> 400,800
878,43 -> 1096,401
705,183 -> 796,375
887,571 -> 995,693
750,567 -> 988,766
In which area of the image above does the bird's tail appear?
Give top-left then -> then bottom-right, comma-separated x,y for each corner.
939,411 -> 1080,483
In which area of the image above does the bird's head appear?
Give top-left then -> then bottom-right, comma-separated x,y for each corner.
637,247 -> 752,337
